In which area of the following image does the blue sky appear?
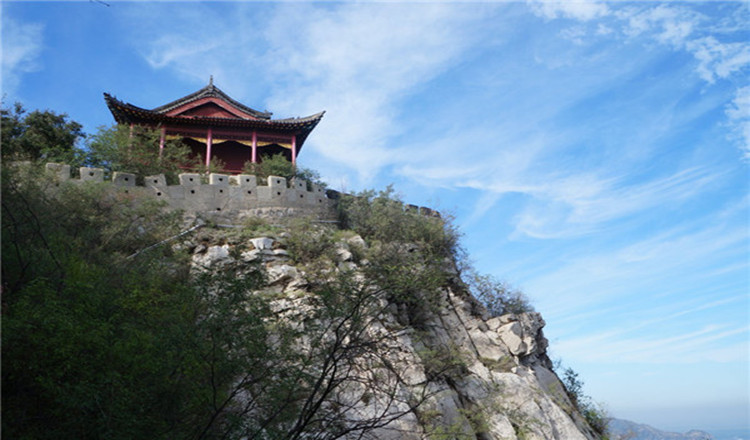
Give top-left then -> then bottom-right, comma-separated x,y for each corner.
2,0 -> 748,434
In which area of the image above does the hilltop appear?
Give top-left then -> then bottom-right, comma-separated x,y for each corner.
2,162 -> 608,439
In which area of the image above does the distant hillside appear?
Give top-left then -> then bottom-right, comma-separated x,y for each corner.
609,418 -> 713,440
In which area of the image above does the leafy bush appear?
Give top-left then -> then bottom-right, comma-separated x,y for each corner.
86,124 -> 197,184
242,153 -> 325,189
560,366 -> 610,438
337,186 -> 459,260
335,187 -> 464,328
468,273 -> 534,316
284,218 -> 337,264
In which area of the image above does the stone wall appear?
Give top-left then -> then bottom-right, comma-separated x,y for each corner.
43,163 -> 440,222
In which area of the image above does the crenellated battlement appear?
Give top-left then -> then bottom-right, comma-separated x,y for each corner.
42,163 -> 441,222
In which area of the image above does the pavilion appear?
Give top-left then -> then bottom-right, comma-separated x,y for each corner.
104,78 -> 324,173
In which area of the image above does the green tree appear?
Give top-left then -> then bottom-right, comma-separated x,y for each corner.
0,167 -> 269,439
1,102 -> 86,164
243,153 -> 325,188
86,124 -> 196,184
1,167 -> 440,440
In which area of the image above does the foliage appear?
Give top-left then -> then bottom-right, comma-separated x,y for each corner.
279,265 -> 436,439
1,101 -> 86,165
0,167 -> 297,439
284,218 -> 337,265
1,167 -> 440,440
336,186 -> 461,327
2,167 -> 197,438
337,186 -> 459,260
86,123 -> 197,184
467,272 -> 534,316
560,366 -> 610,439
242,153 -> 325,189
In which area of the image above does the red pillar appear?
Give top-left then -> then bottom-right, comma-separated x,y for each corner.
159,127 -> 165,157
205,127 -> 213,167
251,131 -> 257,164
291,135 -> 297,165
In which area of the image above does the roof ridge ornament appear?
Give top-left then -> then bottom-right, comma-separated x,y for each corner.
209,75 -> 214,87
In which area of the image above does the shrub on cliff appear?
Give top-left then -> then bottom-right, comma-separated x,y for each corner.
468,273 -> 534,316
560,366 -> 611,438
337,185 -> 459,260
1,102 -> 86,165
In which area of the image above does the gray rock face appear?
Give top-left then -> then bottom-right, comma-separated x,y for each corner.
189,232 -> 599,440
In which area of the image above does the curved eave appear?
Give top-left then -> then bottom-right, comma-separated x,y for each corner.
104,93 -> 324,148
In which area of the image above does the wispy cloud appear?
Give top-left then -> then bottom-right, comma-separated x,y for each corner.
525,216 -> 748,329
557,323 -> 749,364
526,0 -> 609,22
726,85 -> 750,160
260,3 -> 490,183
511,167 -> 721,239
0,16 -> 43,99
526,2 -> 750,164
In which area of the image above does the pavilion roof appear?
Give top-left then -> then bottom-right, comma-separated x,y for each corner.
103,81 -> 325,148
151,79 -> 273,120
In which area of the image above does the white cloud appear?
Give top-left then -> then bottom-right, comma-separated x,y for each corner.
620,4 -> 699,47
527,0 -> 609,22
687,36 -> 750,84
622,5 -> 750,85
517,167 -> 720,238
558,324 -> 749,364
525,218 -> 749,324
144,34 -> 220,70
260,3 -> 488,183
1,16 -> 43,98
725,86 -> 750,160
402,149 -> 723,239
532,3 -> 749,87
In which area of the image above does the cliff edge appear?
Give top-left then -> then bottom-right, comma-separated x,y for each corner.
188,225 -> 601,440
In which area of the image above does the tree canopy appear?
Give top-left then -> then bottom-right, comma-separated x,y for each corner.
1,102 -> 86,164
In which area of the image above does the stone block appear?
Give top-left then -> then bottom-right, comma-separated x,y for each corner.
209,186 -> 230,212
235,174 -> 257,187
209,173 -> 229,185
311,184 -> 325,196
46,163 -> 70,180
256,186 -> 272,202
145,174 -> 167,187
80,167 -> 104,182
151,185 -> 172,200
289,189 -> 308,206
268,176 -> 286,188
179,173 -> 201,185
112,172 -> 136,187
165,185 -> 185,200
291,178 -> 306,191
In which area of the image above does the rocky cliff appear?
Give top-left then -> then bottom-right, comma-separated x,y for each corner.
187,224 -> 601,440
